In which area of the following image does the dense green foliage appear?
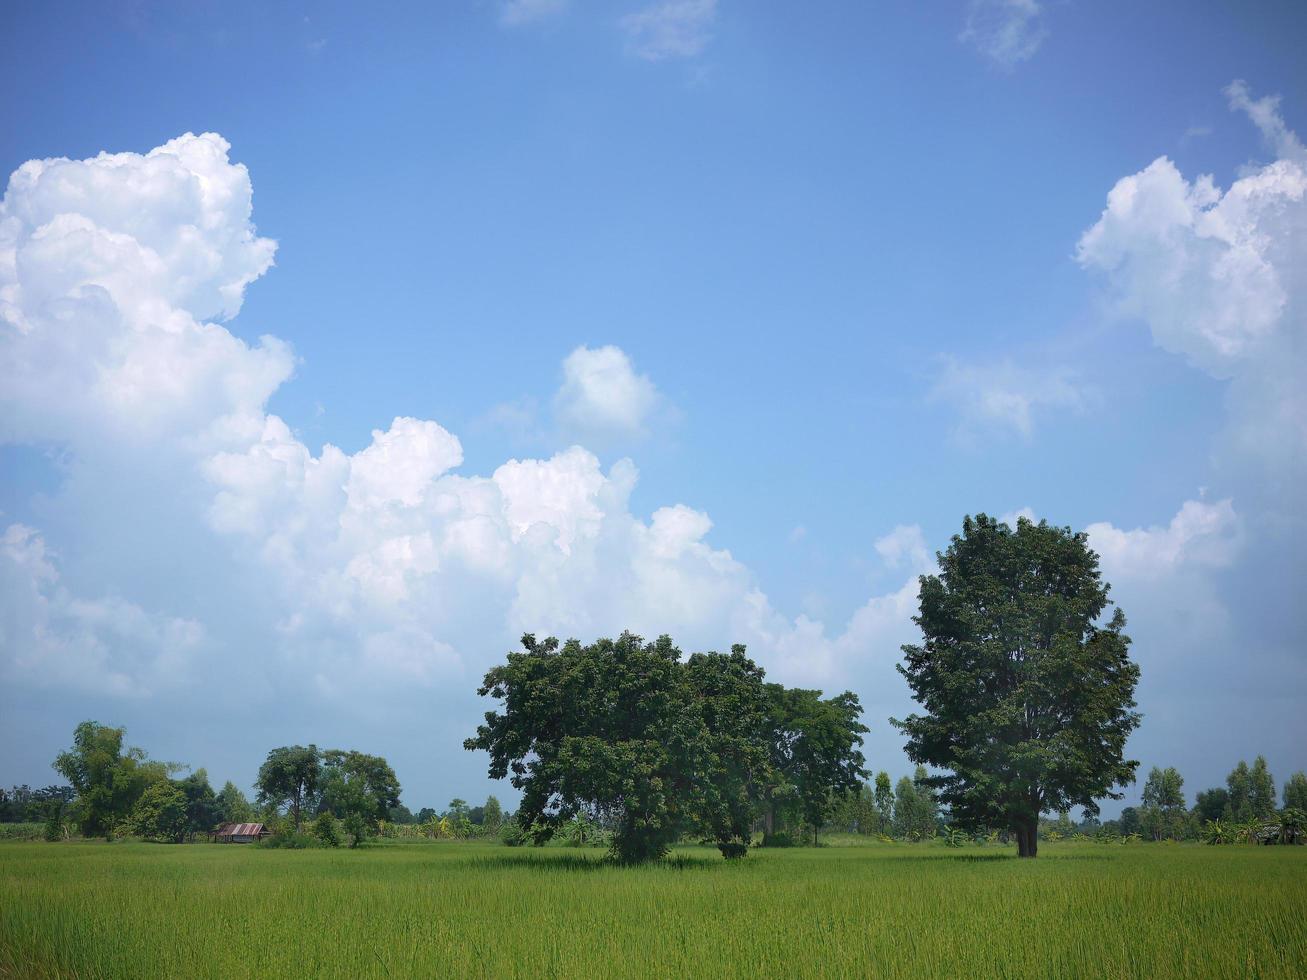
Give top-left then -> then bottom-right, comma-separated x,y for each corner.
763,684 -> 868,844
0,786 -> 72,824
216,780 -> 255,823
128,781 -> 190,843
1285,772 -> 1307,812
318,750 -> 402,838
466,632 -> 866,862
1,841 -> 1303,977
255,745 -> 321,832
894,515 -> 1141,857
52,722 -> 176,842
1140,766 -> 1187,841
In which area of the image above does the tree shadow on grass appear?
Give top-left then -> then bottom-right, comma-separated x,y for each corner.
466,852 -> 720,873
888,853 -> 1016,863
890,852 -> 1114,864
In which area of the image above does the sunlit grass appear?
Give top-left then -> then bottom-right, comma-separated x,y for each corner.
1,839 -> 1303,977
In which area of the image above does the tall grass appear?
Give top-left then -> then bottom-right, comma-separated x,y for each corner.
1,840 -> 1303,977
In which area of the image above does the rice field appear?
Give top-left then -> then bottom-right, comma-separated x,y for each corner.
1,839 -> 1304,978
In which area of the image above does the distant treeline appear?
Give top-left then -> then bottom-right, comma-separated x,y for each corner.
27,721 -> 511,848
825,756 -> 1306,846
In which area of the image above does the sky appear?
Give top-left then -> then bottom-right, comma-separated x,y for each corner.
1,0 -> 1304,817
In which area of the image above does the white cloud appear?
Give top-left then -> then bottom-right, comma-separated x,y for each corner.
0,524 -> 205,697
960,0 -> 1047,69
555,344 -> 660,437
499,0 -> 568,27
619,0 -> 716,61
347,417 -> 463,510
874,525 -> 930,572
0,132 -> 293,450
1087,498 -> 1243,582
0,132 -> 924,712
1077,83 -> 1306,482
1225,80 -> 1306,161
931,356 -> 1093,440
998,506 -> 1037,527
1084,498 -> 1247,690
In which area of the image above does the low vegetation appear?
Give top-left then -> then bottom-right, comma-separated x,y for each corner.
1,840 -> 1303,978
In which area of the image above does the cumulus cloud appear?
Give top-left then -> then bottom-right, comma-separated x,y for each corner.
960,0 -> 1047,68
0,130 -> 920,741
930,356 -> 1093,440
0,132 -> 293,449
499,0 -> 568,27
1087,498 -> 1243,582
619,0 -> 717,61
555,344 -> 661,438
1077,83 -> 1306,483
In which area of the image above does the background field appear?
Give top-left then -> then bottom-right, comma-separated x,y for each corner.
2,840 -> 1304,978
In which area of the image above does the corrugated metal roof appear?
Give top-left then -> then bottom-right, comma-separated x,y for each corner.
216,823 -> 266,836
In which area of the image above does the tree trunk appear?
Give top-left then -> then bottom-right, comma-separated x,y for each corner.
1015,820 -> 1039,858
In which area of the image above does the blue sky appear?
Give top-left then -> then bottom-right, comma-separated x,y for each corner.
1,0 -> 1304,816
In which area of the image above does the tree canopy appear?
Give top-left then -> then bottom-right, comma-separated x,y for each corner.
892,515 -> 1142,857
53,721 -> 174,841
465,632 -> 867,862
255,745 -> 321,831
319,750 -> 402,829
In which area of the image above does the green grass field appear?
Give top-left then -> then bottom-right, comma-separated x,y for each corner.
2,840 -> 1304,978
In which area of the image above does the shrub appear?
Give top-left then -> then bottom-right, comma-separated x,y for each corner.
313,813 -> 341,848
43,807 -> 65,842
499,819 -> 529,847
342,813 -> 369,848
760,831 -> 796,848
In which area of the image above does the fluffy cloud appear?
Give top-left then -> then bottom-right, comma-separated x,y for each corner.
0,132 -> 293,450
0,132 -> 916,728
619,0 -> 717,61
555,344 -> 660,438
1077,83 -> 1306,483
930,356 -> 1093,440
1087,498 -> 1243,582
960,0 -> 1047,69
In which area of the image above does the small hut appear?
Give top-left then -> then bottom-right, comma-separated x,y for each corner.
214,822 -> 272,844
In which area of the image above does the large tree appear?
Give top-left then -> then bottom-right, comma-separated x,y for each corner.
255,745 -> 321,831
216,781 -> 255,823
685,648 -> 773,856
1284,771 -> 1307,812
318,750 -> 402,836
1139,766 -> 1187,840
763,685 -> 868,844
873,771 -> 894,831
129,781 -> 190,843
177,769 -> 222,840
467,632 -> 867,861
1248,756 -> 1277,820
465,632 -> 715,863
52,721 -> 173,841
892,515 -> 1142,857
1192,787 -> 1229,825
